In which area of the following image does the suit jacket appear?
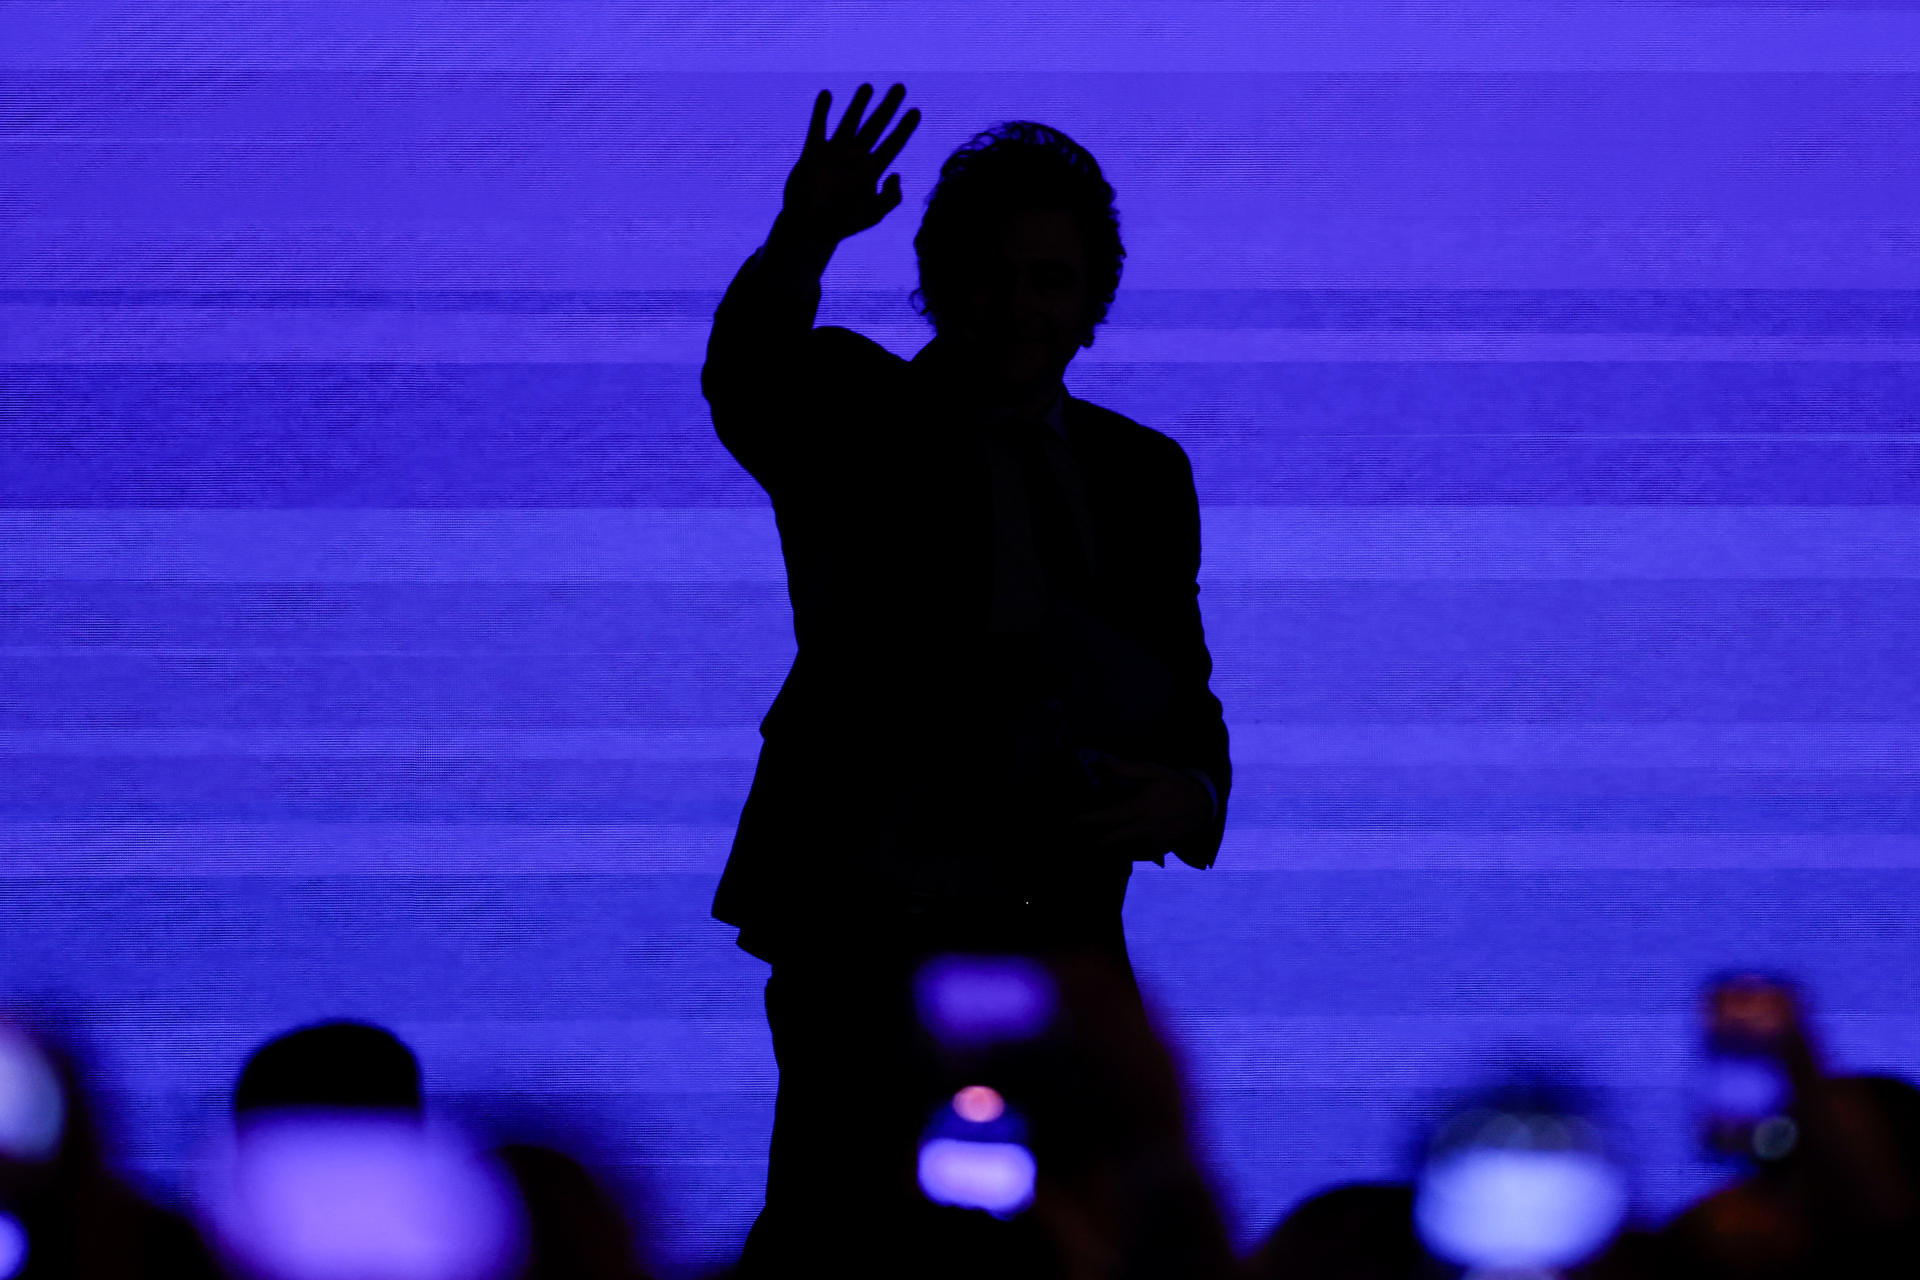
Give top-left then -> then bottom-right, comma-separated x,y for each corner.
702,244 -> 1230,960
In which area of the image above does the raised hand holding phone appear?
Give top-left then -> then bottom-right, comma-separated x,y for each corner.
1699,972 -> 1808,1163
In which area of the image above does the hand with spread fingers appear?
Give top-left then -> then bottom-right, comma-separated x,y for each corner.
779,83 -> 922,247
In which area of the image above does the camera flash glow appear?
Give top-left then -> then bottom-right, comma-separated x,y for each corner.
917,1138 -> 1037,1218
1703,1056 -> 1790,1121
953,1086 -> 1006,1124
0,1028 -> 64,1163
199,1115 -> 525,1280
0,1213 -> 25,1280
915,956 -> 1056,1048
1415,1147 -> 1627,1271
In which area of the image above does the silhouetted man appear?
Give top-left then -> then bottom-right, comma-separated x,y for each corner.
703,84 -> 1230,1273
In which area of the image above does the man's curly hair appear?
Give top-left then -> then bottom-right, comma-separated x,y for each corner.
911,121 -> 1125,341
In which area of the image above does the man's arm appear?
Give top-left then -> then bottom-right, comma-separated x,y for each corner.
701,215 -> 839,487
1070,439 -> 1231,870
1158,441 -> 1231,869
701,85 -> 920,487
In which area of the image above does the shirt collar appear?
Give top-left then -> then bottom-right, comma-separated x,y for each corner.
981,382 -> 1069,439
912,336 -> 1069,438
1043,384 -> 1068,438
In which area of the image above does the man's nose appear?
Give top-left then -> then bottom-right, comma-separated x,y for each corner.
1010,273 -> 1050,308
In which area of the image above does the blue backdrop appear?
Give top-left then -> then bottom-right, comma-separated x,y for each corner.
4,4 -> 1920,1274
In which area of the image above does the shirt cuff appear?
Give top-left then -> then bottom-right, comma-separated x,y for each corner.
1182,766 -> 1220,826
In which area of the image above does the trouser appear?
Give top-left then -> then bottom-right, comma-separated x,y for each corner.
731,908 -> 1134,1278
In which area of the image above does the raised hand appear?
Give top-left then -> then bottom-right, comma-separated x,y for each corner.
779,83 -> 921,246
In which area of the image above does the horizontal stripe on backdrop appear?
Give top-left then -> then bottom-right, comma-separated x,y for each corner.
1,758 -> 1916,828
11,219 -> 1920,290
6,825 -> 1920,876
3,507 -> 1917,579
0,722 -> 1913,771
6,869 -> 1920,1016
16,309 -> 1920,362
11,4 -> 1920,74
5,290 -> 1920,335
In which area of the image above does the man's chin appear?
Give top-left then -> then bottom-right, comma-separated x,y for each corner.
935,338 -> 1065,404
985,356 -> 1061,399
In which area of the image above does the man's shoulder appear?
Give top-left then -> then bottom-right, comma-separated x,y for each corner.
802,326 -> 913,409
1065,396 -> 1194,476
811,324 -> 905,367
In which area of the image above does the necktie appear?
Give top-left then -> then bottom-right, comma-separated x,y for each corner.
999,419 -> 1092,605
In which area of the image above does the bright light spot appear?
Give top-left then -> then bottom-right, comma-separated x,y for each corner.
0,1213 -> 27,1280
1478,1114 -> 1529,1149
953,1086 -> 1006,1124
0,1028 -> 64,1162
915,956 -> 1056,1048
1702,1057 -> 1791,1121
918,1139 -> 1037,1218
1415,1148 -> 1627,1271
199,1115 -> 525,1280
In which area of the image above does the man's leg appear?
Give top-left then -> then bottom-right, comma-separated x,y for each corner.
734,950 -> 927,1276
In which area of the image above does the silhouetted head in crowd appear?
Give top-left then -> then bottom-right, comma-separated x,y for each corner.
1411,1080 -> 1630,1277
232,1020 -> 422,1121
1250,1072 -> 1638,1280
912,121 -> 1124,410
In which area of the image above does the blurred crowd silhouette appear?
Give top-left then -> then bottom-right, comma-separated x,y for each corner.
1,964 -> 1916,1280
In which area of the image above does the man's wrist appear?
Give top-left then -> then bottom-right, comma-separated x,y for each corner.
1180,766 -> 1219,827
763,212 -> 839,281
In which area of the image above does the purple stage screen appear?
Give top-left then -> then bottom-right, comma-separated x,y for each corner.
4,4 -> 1920,1274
